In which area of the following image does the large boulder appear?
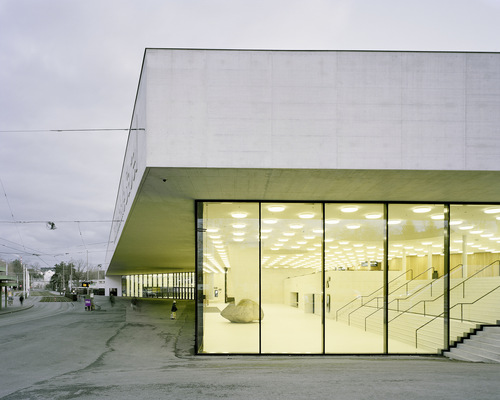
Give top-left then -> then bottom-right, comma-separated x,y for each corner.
220,299 -> 264,323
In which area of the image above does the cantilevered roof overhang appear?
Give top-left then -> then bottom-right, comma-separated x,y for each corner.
106,166 -> 500,276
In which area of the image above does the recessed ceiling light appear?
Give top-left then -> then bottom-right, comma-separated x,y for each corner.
484,208 -> 500,214
267,205 -> 286,212
450,220 -> 463,225
290,224 -> 304,229
459,225 -> 474,230
365,213 -> 382,219
325,219 -> 340,224
304,235 -> 315,239
340,206 -> 358,213
233,238 -> 244,242
232,223 -> 246,229
261,228 -> 272,233
413,206 -> 432,213
231,212 -> 248,218
232,232 -> 245,236
431,214 -> 444,220
263,219 -> 278,224
346,224 -> 361,229
470,230 -> 483,234
299,212 -> 315,219
206,228 -> 219,233
283,232 -> 295,236
388,220 -> 401,225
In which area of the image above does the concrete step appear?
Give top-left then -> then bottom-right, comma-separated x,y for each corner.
445,326 -> 500,363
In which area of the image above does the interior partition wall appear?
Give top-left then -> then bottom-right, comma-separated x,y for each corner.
196,201 -> 500,355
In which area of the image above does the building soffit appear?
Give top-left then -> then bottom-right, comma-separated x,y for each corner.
106,167 -> 500,276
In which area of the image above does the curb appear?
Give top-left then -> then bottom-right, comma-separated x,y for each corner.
0,304 -> 34,315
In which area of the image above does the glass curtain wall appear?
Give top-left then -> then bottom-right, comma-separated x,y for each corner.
449,205 -> 500,344
121,273 -> 195,299
197,201 -> 500,355
325,203 -> 385,353
199,202 -> 260,354
261,203 -> 323,354
387,204 -> 445,353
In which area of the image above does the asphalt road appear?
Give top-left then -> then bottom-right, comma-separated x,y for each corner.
1,295 -> 500,400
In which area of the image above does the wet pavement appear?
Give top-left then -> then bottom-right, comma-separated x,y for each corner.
1,295 -> 500,399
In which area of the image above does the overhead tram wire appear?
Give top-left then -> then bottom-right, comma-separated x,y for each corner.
0,176 -> 27,254
0,220 -> 122,224
0,128 -> 134,133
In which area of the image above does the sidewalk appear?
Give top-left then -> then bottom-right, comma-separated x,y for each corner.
0,292 -> 35,315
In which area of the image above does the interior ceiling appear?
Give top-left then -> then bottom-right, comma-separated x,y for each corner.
107,167 -> 500,276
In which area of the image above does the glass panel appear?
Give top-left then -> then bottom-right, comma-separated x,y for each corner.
199,202 -> 260,353
261,203 -> 323,354
325,203 -> 385,354
388,204 -> 445,354
449,205 -> 500,344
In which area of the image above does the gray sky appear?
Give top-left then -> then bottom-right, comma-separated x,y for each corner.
1,0 -> 499,271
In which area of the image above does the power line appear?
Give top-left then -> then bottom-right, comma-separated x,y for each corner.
0,220 -> 122,224
0,128 -> 134,133
0,176 -> 26,253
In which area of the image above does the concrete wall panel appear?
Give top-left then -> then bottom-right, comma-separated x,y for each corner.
138,49 -> 500,172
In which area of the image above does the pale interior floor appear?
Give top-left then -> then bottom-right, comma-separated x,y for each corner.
203,303 -> 429,354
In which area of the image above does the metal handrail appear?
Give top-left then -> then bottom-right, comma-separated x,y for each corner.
453,260 -> 500,298
364,264 -> 467,330
415,285 -> 500,348
361,267 -> 434,330
335,269 -> 411,321
392,264 -> 463,311
389,261 -> 500,324
388,267 -> 434,298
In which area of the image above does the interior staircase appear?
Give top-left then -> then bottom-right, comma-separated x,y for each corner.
334,262 -> 500,358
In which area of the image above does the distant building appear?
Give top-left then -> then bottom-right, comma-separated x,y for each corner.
105,49 -> 500,355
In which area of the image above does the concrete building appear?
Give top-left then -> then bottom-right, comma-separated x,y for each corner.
105,49 -> 500,355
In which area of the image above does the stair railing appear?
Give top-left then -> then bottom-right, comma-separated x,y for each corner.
454,260 -> 500,298
390,261 -> 500,324
335,269 -> 411,321
393,264 -> 463,311
415,285 -> 500,348
361,267 -> 435,330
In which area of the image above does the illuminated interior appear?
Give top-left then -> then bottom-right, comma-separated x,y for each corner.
197,202 -> 500,354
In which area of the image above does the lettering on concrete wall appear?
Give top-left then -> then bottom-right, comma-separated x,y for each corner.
111,135 -> 139,242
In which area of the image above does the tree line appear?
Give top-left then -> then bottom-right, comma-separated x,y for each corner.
5,259 -> 103,292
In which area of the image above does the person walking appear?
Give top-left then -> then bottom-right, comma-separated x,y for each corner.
170,300 -> 177,319
19,294 -> 24,306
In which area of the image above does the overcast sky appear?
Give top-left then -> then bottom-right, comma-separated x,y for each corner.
1,0 -> 499,271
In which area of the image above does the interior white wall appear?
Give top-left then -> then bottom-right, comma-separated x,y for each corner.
105,275 -> 122,296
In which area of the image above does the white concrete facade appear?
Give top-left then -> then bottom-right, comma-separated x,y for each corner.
106,49 -> 500,277
145,49 -> 500,171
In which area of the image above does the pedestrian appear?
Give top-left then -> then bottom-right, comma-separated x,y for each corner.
131,297 -> 138,311
110,293 -> 115,307
170,300 -> 177,319
19,294 -> 24,306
